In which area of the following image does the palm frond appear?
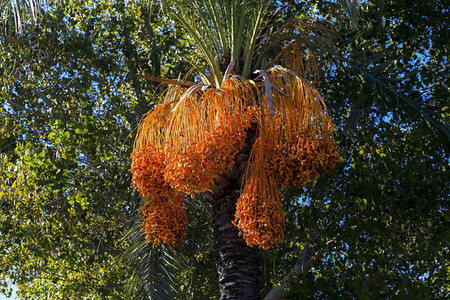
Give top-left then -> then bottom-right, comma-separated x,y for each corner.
137,74 -> 196,88
158,0 -> 276,84
257,18 -> 337,77
338,0 -> 361,28
241,0 -> 271,78
159,0 -> 225,86
340,56 -> 450,146
121,215 -> 185,299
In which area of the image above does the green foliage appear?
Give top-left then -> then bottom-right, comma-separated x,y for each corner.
121,198 -> 218,299
0,0 -> 194,298
1,0 -> 448,299
258,0 -> 449,298
261,122 -> 448,299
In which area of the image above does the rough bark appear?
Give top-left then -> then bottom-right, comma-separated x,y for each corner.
205,126 -> 261,299
207,186 -> 261,300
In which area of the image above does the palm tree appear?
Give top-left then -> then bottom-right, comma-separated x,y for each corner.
130,1 -> 342,298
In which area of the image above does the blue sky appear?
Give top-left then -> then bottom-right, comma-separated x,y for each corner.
0,282 -> 17,300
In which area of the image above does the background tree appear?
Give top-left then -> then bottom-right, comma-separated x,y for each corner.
260,0 -> 449,298
1,0 -> 448,299
0,0 -> 196,297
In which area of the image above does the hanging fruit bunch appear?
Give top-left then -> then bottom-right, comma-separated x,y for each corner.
129,2 -> 340,249
232,66 -> 339,249
233,141 -> 285,250
130,65 -> 339,249
162,78 -> 259,195
130,101 -> 188,247
260,66 -> 340,188
130,76 -> 260,247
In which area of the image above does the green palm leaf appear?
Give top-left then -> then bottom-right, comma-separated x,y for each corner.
121,214 -> 185,299
339,53 -> 450,146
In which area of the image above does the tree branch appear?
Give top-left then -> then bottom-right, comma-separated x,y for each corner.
344,92 -> 363,134
7,100 -> 33,113
263,245 -> 320,300
13,70 -> 54,108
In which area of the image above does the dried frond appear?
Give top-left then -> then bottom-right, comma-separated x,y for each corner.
137,74 -> 197,88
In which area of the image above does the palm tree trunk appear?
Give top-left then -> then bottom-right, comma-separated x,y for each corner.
204,130 -> 261,299
207,185 -> 261,299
